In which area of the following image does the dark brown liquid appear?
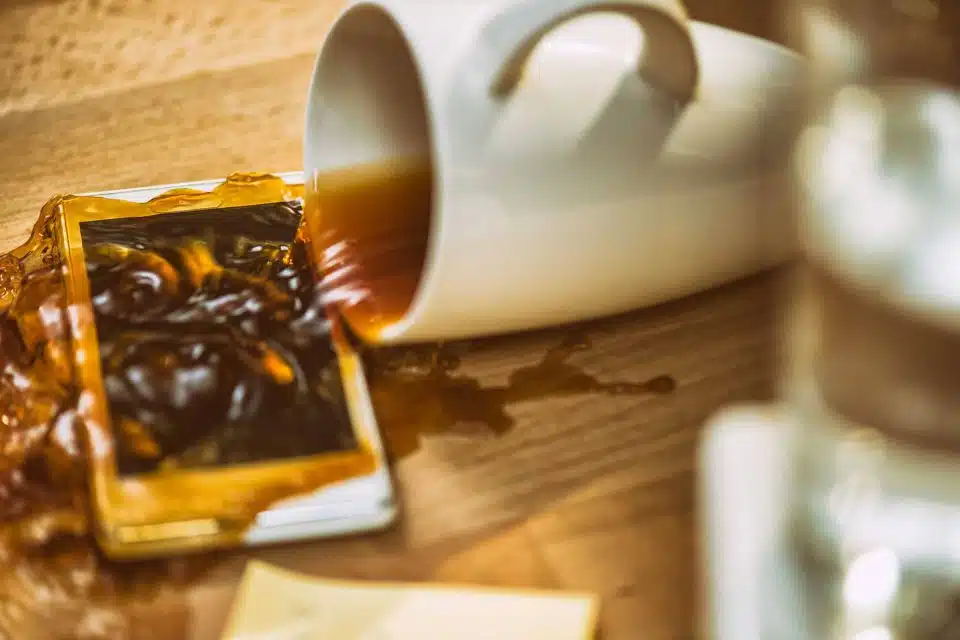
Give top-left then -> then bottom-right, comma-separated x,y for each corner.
304,161 -> 432,343
366,332 -> 676,460
79,202 -> 356,475
0,172 -> 676,638
0,197 -> 212,638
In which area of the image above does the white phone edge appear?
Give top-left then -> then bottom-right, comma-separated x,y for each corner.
87,171 -> 398,548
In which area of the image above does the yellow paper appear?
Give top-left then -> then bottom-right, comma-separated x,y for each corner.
222,561 -> 599,639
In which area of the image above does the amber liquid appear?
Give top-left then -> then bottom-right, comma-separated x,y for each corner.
305,160 -> 432,342
0,171 -> 676,638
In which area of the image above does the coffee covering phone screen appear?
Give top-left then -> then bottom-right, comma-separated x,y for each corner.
76,201 -> 360,476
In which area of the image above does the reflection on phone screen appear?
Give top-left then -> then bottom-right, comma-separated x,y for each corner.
78,202 -> 358,476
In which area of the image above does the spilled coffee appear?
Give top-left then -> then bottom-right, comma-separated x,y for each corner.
305,160 -> 432,342
0,169 -> 676,638
77,202 -> 358,475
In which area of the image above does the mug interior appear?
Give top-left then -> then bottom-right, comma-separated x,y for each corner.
304,4 -> 435,344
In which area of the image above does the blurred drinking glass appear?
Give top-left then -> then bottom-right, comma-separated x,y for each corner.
782,1 -> 960,638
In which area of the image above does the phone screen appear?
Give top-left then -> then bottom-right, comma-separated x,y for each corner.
78,201 -> 359,476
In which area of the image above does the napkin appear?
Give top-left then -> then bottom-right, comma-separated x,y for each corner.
221,561 -> 598,639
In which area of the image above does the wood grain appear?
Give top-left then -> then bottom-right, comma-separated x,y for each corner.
0,0 -> 343,116
0,0 -> 784,116
0,1 -> 789,638
0,52 -> 316,251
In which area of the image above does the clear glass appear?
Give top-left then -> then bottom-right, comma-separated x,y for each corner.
783,1 -> 960,638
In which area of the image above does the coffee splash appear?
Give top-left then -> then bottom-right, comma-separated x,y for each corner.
0,172 -> 676,638
0,198 -> 193,638
77,203 -> 358,475
0,175 -> 368,637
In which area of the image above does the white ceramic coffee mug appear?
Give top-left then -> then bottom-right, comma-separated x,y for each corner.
304,0 -> 805,345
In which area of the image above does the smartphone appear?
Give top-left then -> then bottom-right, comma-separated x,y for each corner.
55,172 -> 396,560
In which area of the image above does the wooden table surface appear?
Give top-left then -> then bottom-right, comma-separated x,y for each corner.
0,1 -> 788,638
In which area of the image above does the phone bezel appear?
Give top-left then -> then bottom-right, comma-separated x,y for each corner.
57,172 -> 396,559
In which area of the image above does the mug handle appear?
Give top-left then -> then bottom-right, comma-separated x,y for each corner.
482,0 -> 699,104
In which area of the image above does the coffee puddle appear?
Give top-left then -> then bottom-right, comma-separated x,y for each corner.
0,174 -> 675,638
366,332 -> 675,460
